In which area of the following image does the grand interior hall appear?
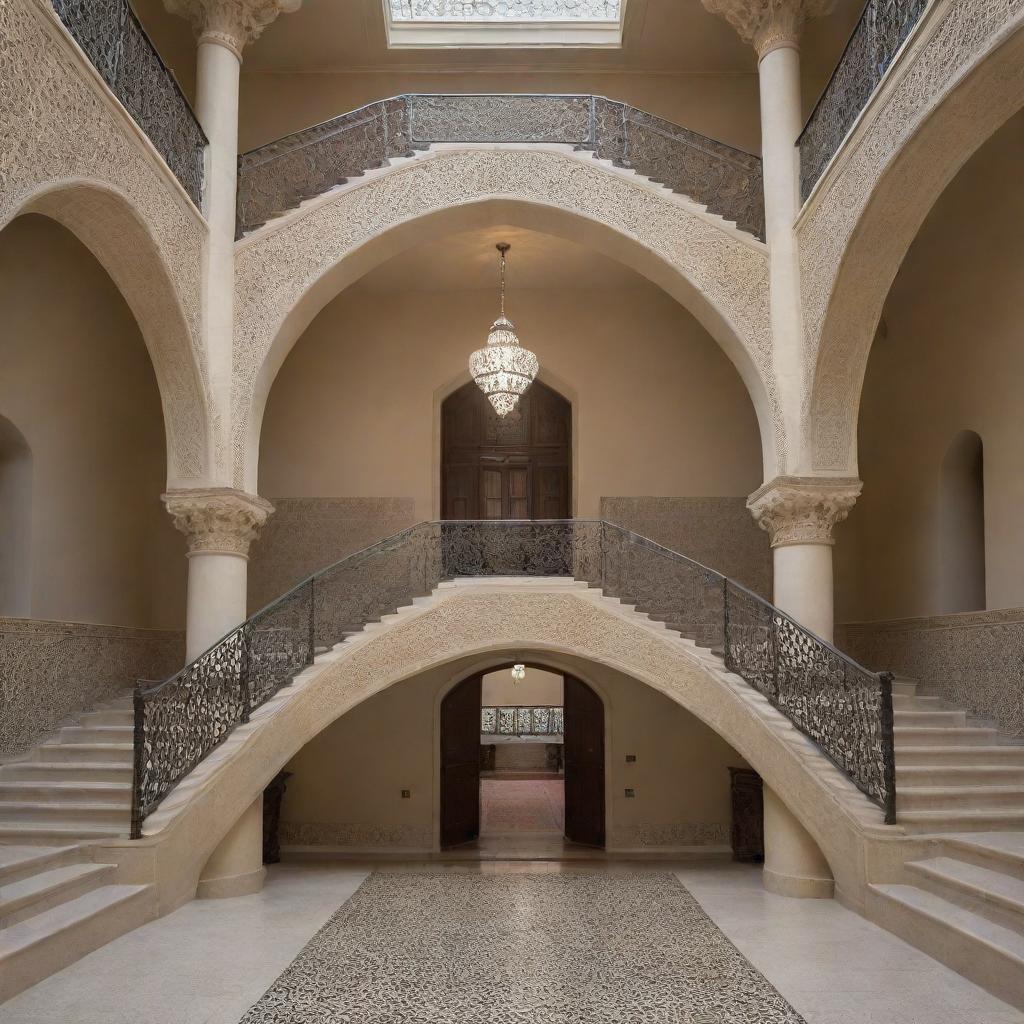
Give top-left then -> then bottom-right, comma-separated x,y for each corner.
3,0 -> 1024,1021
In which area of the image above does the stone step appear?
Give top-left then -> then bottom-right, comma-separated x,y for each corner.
897,764 -> 1024,787
78,709 -> 134,727
58,725 -> 133,745
0,862 -> 115,928
892,694 -> 952,711
897,745 -> 1024,766
0,782 -> 131,806
0,884 -> 154,1002
869,883 -> 1024,1009
894,726 -> 1002,748
0,823 -> 127,845
0,762 -> 132,785
898,809 -> 1024,834
892,677 -> 919,696
33,743 -> 133,765
0,845 -> 82,886
893,709 -> 968,728
897,785 -> 1024,812
906,856 -> 1024,934
0,801 -> 129,827
943,833 -> 1024,880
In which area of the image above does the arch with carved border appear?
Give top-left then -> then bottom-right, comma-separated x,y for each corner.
801,2 -> 1024,475
232,147 -> 779,492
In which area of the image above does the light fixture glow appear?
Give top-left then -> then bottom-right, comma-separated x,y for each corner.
469,243 -> 539,417
511,663 -> 527,682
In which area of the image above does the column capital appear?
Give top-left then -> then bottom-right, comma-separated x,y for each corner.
163,0 -> 301,59
163,487 -> 274,558
747,476 -> 861,547
702,0 -> 836,58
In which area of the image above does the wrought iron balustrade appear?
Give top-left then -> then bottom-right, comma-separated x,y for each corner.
798,0 -> 930,201
235,94 -> 765,240
482,706 -> 564,737
131,519 -> 894,838
50,0 -> 206,207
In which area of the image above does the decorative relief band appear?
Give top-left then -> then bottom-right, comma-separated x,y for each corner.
163,487 -> 274,557
608,823 -> 731,849
163,0 -> 302,58
747,475 -> 861,547
280,822 -> 434,850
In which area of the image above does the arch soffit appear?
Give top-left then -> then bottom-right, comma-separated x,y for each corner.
799,1 -> 1024,474
232,148 -> 778,490
158,587 -> 862,896
3,181 -> 211,484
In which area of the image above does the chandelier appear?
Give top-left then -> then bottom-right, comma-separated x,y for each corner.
469,243 -> 539,416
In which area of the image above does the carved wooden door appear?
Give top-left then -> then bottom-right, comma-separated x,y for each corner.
440,673 -> 482,848
563,674 -> 605,847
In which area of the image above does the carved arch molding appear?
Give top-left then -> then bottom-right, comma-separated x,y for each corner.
800,0 -> 1024,474
1,0 -> 210,482
232,147 -> 778,490
148,586 -> 872,907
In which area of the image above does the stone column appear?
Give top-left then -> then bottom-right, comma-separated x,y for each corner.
702,0 -> 836,459
747,476 -> 860,641
197,795 -> 266,898
163,488 -> 274,660
762,785 -> 834,898
163,0 -> 301,437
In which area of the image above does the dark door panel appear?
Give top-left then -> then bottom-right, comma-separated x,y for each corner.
441,674 -> 482,848
564,674 -> 605,847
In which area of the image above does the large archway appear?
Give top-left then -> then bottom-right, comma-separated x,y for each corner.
233,147 -> 778,491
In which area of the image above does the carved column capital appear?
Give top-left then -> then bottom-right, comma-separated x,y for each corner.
747,476 -> 861,547
163,0 -> 301,59
163,488 -> 274,558
702,0 -> 836,57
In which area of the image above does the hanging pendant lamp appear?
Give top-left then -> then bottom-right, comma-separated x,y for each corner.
469,243 -> 539,416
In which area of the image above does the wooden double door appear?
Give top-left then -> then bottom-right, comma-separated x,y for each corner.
442,380 -> 571,521
440,671 -> 605,849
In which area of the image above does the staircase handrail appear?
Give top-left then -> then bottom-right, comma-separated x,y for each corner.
130,519 -> 895,839
235,93 -> 766,240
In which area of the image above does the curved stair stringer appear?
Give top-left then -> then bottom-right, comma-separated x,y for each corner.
93,577 -> 897,919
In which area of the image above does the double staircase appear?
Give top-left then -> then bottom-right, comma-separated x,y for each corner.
0,699 -> 148,1000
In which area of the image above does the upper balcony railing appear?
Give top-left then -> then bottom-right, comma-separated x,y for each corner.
130,520 -> 895,838
798,0 -> 931,202
482,705 -> 565,737
50,0 -> 206,207
235,94 -> 766,240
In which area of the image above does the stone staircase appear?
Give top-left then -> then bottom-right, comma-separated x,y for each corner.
0,698 -> 152,1001
869,675 -> 1024,1007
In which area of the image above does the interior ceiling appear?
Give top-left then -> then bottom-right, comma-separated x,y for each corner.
135,0 -> 863,77
353,225 -> 643,293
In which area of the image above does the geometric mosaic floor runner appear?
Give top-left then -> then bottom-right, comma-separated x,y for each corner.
239,871 -> 806,1024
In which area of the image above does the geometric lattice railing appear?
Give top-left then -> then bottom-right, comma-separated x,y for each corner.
798,0 -> 931,201
236,93 -> 765,240
481,706 -> 565,737
50,0 -> 207,207
131,520 -> 895,837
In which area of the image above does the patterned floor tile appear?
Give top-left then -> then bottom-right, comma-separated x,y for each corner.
239,871 -> 806,1024
480,779 -> 565,833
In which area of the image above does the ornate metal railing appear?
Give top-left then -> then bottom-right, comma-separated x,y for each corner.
481,706 -> 564,736
798,0 -> 931,201
50,0 -> 206,207
236,94 -> 765,240
131,519 -> 894,837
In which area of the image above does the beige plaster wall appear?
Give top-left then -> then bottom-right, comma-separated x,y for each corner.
237,72 -> 763,153
0,215 -> 186,629
258,279 -> 764,521
279,654 -> 747,852
835,112 -> 1024,622
482,666 -> 563,706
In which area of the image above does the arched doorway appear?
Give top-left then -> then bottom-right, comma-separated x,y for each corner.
442,379 -> 571,520
440,666 -> 605,850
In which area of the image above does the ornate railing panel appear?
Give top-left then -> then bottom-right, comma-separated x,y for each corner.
131,519 -> 894,837
235,94 -> 765,239
482,706 -> 565,736
50,0 -> 206,207
798,0 -> 931,201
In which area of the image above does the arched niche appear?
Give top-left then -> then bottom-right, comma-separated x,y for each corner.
939,430 -> 986,614
0,415 -> 32,617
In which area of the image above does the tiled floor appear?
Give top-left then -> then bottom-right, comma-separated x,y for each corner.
2,862 -> 1022,1024
480,778 -> 565,833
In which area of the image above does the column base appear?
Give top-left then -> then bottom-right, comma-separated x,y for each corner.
763,865 -> 834,900
196,864 -> 266,900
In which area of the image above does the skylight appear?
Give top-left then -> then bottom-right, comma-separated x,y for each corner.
385,0 -> 625,48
